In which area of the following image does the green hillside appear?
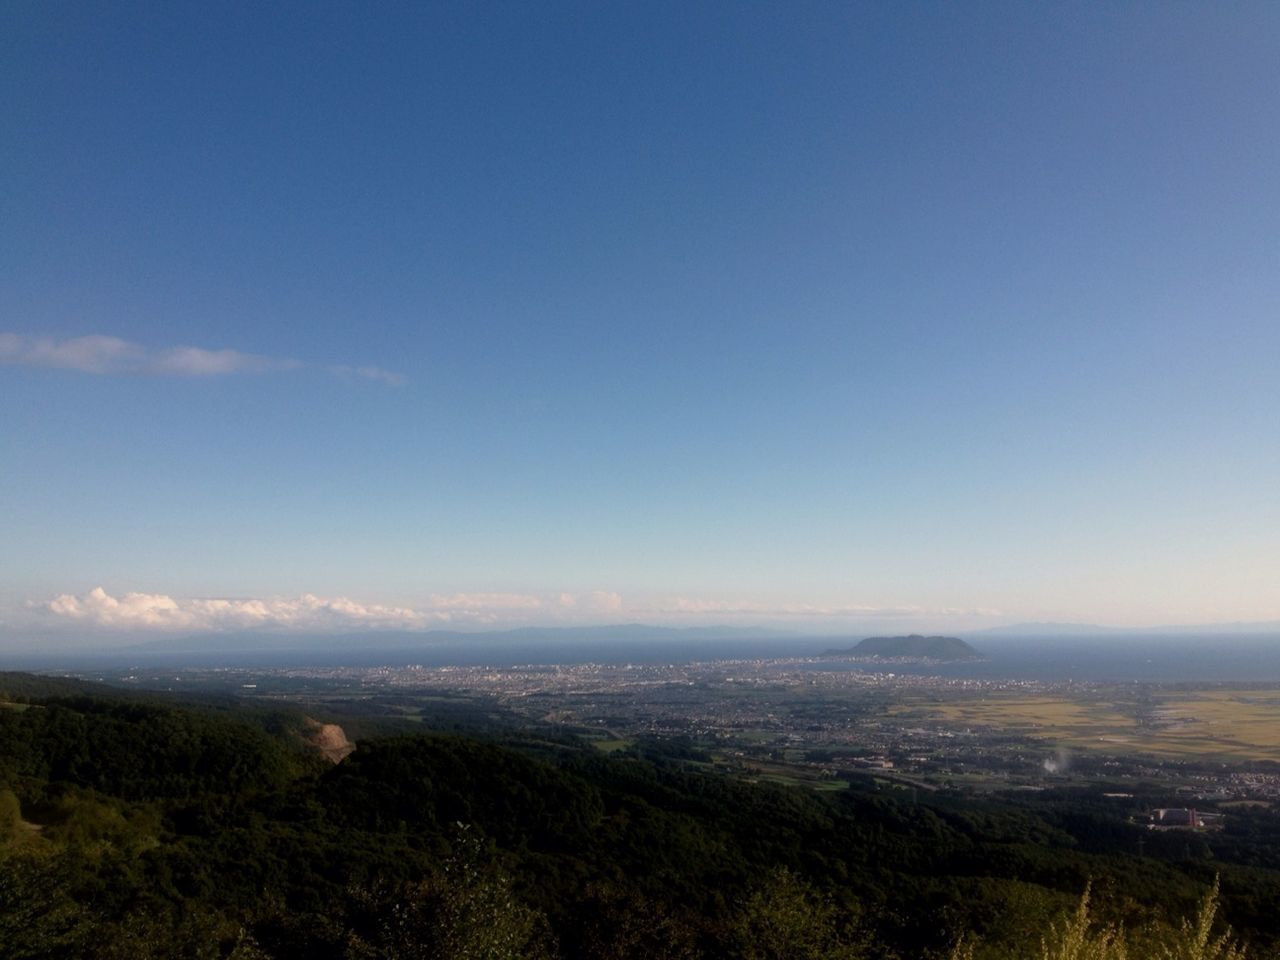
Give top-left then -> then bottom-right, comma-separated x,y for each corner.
0,676 -> 1275,958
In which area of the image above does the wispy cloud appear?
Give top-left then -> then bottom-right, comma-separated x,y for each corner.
0,333 -> 404,385
640,597 -> 1003,622
654,598 -> 924,618
427,592 -> 547,612
586,590 -> 624,612
155,345 -> 294,376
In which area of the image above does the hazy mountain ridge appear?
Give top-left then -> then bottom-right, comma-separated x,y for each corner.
975,620 -> 1280,638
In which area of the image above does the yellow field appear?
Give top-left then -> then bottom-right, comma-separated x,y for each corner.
900,689 -> 1280,761
1147,690 -> 1280,759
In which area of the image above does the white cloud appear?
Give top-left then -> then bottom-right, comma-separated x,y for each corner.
33,587 -> 992,634
154,346 -> 295,376
35,587 -> 631,632
42,587 -> 431,631
1,333 -> 142,373
0,332 -> 401,384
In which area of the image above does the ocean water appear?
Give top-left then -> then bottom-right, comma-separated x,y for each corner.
927,634 -> 1280,683
428,634 -> 1280,683
382,632 -> 1280,684
792,634 -> 1280,684
9,633 -> 1280,684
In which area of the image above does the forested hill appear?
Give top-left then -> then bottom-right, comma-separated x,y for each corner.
820,634 -> 982,661
0,674 -> 1277,958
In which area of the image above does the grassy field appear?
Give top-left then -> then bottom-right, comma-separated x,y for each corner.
1144,689 -> 1280,759
748,764 -> 849,791
589,737 -> 633,753
900,688 -> 1280,762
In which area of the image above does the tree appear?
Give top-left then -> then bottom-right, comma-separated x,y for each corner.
347,825 -> 556,960
1152,879 -> 1246,960
1038,884 -> 1127,960
729,866 -> 865,960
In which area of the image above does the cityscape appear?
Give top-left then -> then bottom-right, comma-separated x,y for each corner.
106,654 -> 1280,804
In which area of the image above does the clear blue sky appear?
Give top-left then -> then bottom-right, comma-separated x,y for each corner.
3,2 -> 1278,639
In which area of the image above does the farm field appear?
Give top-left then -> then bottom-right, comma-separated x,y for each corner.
899,688 -> 1280,762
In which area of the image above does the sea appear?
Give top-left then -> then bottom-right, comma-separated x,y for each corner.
6,633 -> 1280,684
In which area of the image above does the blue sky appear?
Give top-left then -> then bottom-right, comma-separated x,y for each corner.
3,3 -> 1278,640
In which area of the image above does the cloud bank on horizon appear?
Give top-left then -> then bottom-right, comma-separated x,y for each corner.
24,586 -> 996,635
0,333 -> 404,385
35,586 -> 624,632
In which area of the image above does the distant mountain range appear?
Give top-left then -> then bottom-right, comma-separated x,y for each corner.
819,634 -> 982,661
974,620 -> 1280,637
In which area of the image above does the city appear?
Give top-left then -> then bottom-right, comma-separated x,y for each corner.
107,656 -> 1280,805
